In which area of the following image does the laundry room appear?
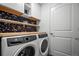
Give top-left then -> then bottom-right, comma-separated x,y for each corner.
0,2 -> 79,56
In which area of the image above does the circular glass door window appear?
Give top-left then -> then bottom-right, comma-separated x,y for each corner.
41,39 -> 48,53
18,46 -> 35,56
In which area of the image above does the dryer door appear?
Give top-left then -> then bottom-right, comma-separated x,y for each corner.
17,46 -> 35,56
40,38 -> 48,55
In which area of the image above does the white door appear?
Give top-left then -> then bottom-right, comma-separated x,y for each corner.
50,4 -> 73,56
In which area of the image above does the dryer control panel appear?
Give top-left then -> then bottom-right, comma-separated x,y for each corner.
7,35 -> 37,47
38,34 -> 48,38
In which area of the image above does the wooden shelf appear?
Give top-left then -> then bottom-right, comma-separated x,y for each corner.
0,5 -> 23,16
0,32 -> 46,37
0,5 -> 40,33
0,19 -> 39,27
27,17 -> 40,21
0,5 -> 40,22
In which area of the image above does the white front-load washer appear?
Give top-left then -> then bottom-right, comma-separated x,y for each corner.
0,34 -> 39,56
37,33 -> 49,56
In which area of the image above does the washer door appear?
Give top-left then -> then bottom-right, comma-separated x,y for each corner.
40,38 -> 48,55
17,46 -> 35,56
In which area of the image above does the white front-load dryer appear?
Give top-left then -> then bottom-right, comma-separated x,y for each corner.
37,33 -> 49,56
0,34 -> 39,56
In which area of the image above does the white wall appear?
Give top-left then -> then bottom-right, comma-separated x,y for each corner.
39,3 -> 59,33
31,3 -> 41,19
0,3 -> 24,13
39,4 -> 49,33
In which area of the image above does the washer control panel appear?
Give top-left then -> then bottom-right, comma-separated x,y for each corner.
7,35 -> 37,46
